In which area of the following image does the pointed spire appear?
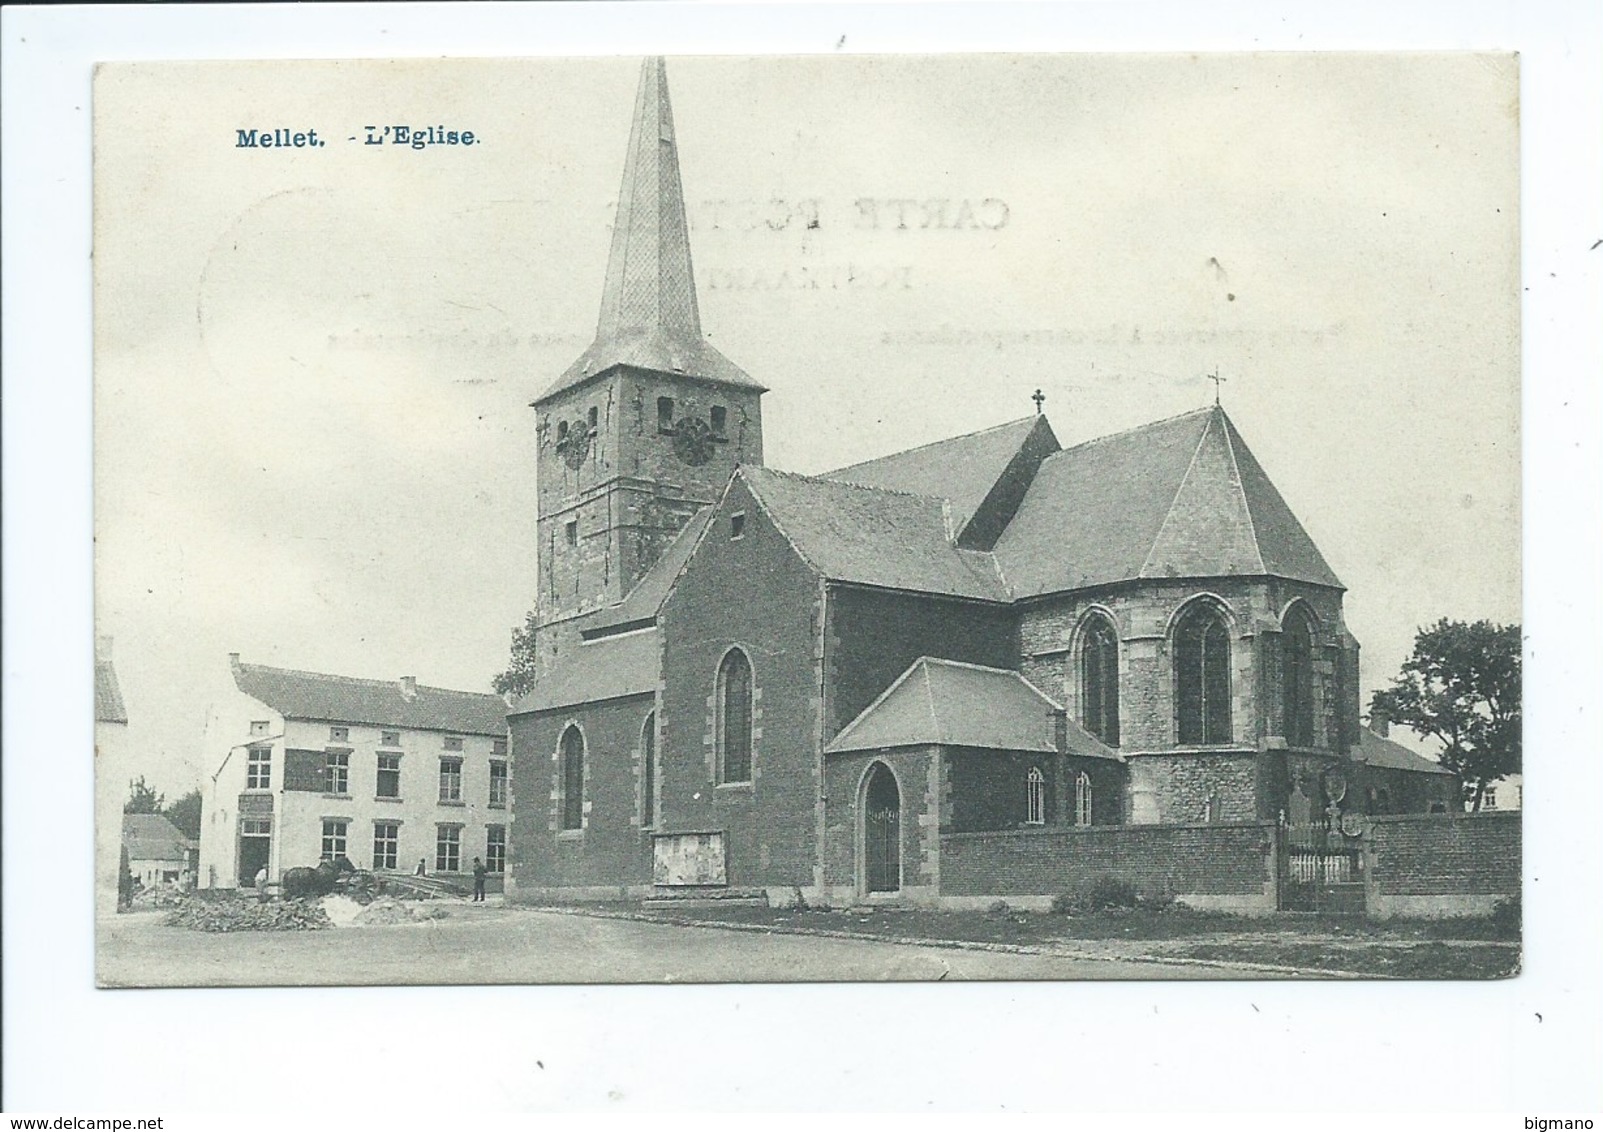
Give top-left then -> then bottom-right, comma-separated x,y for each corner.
598,57 -> 700,339
536,58 -> 764,405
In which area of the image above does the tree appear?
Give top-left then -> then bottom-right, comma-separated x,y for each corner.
1369,618 -> 1521,811
123,775 -> 165,814
164,788 -> 203,841
493,610 -> 540,699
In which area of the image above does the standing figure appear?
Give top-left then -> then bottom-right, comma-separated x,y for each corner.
472,857 -> 487,902
415,857 -> 427,877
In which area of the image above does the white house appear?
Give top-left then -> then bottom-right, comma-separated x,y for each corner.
199,655 -> 510,891
123,812 -> 194,889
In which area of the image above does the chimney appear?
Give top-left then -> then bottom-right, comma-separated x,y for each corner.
228,652 -> 241,670
399,676 -> 418,701
1369,706 -> 1390,738
96,635 -> 114,662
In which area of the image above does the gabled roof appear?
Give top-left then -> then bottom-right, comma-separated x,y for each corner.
232,660 -> 507,735
741,466 -> 1010,602
994,405 -> 1343,597
536,59 -> 762,405
95,660 -> 128,724
582,506 -> 715,636
823,416 -> 1059,549
826,656 -> 1119,760
122,813 -> 191,861
510,629 -> 659,715
1353,728 -> 1455,776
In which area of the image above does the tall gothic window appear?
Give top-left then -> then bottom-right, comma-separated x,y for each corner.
559,725 -> 584,831
1075,771 -> 1093,827
1025,766 -> 1046,825
1081,615 -> 1121,745
1176,603 -> 1233,745
640,712 -> 657,827
717,649 -> 753,784
1281,607 -> 1316,747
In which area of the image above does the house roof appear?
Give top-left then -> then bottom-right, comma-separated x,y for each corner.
95,660 -> 128,724
122,813 -> 191,861
823,416 -> 1059,547
825,656 -> 1119,759
510,629 -> 660,715
741,466 -> 1011,602
536,59 -> 762,405
232,660 -> 507,735
1353,728 -> 1455,776
993,405 -> 1343,597
581,506 -> 716,635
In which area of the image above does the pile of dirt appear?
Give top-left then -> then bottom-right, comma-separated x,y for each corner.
320,894 -> 365,927
353,897 -> 449,926
163,894 -> 331,933
130,885 -> 190,909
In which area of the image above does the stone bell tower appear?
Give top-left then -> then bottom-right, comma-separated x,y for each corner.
531,57 -> 765,637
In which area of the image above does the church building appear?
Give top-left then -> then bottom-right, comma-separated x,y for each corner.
506,59 -> 1454,909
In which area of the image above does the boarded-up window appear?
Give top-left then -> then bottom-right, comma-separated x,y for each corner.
560,726 -> 584,831
284,749 -> 326,792
1176,605 -> 1232,745
1081,615 -> 1120,746
716,649 -> 753,784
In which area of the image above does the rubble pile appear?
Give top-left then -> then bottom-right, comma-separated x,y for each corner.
163,894 -> 331,933
354,897 -> 449,925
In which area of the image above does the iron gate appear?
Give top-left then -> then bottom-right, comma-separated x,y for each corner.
865,807 -> 900,893
1278,818 -> 1364,913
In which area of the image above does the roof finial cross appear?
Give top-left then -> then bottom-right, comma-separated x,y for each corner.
1031,388 -> 1046,415
1207,367 -> 1226,406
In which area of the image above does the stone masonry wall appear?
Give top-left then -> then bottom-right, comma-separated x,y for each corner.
1365,811 -> 1520,918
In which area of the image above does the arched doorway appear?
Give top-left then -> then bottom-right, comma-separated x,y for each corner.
861,762 -> 901,894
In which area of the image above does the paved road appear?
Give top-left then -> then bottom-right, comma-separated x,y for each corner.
98,905 -> 1269,986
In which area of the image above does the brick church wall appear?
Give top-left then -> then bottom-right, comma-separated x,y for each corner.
506,692 -> 657,899
940,821 -> 1277,914
821,747 -> 941,903
657,476 -> 823,890
823,586 -> 1015,741
1364,811 -> 1520,918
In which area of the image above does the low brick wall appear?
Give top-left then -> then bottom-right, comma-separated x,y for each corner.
939,821 -> 1277,915
1366,811 -> 1520,919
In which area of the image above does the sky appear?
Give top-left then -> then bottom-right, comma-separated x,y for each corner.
91,52 -> 1520,799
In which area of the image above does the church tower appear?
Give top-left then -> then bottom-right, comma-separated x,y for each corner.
532,58 -> 765,630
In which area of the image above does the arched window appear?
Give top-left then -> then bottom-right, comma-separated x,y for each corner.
559,726 -> 584,831
716,649 -> 753,784
1281,607 -> 1316,747
640,712 -> 656,828
1025,766 -> 1046,825
1175,603 -> 1232,745
1081,615 -> 1120,745
1075,771 -> 1093,827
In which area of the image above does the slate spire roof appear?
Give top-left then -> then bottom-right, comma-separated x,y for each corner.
537,58 -> 762,405
993,405 -> 1342,596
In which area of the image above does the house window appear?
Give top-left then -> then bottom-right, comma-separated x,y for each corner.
444,736 -> 464,752
1483,788 -> 1498,810
330,726 -> 349,742
241,818 -> 272,837
492,738 -> 508,757
489,760 -> 508,808
1081,615 -> 1121,746
435,825 -> 462,873
376,753 -> 401,799
1176,603 -> 1233,745
1282,607 -> 1316,746
324,749 -> 351,795
249,720 -> 270,737
439,757 -> 463,803
730,512 -> 746,539
641,712 -> 657,828
381,730 -> 400,747
564,519 -> 578,546
716,648 -> 754,784
1075,772 -> 1093,827
321,818 -> 349,862
485,825 -> 506,873
657,397 -> 675,432
560,726 -> 585,831
1025,766 -> 1046,825
710,405 -> 727,436
246,746 -> 271,790
372,821 -> 399,870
